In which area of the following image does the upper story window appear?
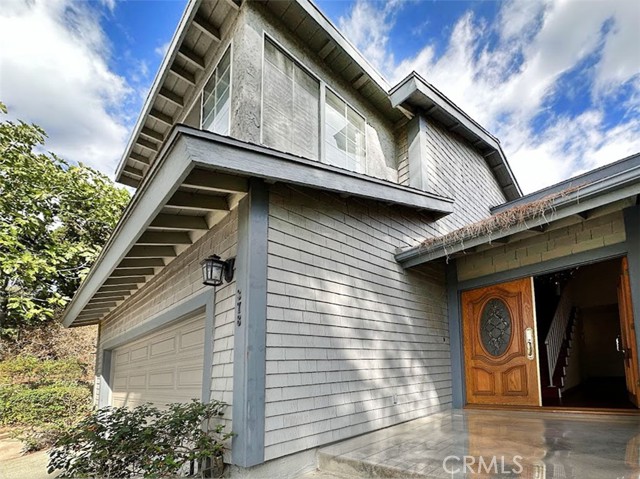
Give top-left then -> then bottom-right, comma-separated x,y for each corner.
202,47 -> 231,135
325,89 -> 366,172
262,38 -> 320,160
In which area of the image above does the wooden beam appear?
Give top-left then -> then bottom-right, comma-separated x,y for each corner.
352,74 -> 368,90
149,108 -> 174,126
130,152 -> 151,165
126,246 -> 176,259
148,214 -> 209,231
166,191 -> 229,211
110,268 -> 155,277
182,170 -> 249,193
137,231 -> 192,245
222,0 -> 240,10
84,302 -> 117,310
177,47 -> 205,70
77,311 -> 110,320
140,126 -> 164,143
193,12 -> 221,42
158,87 -> 184,107
117,258 -> 166,269
119,175 -> 140,188
91,293 -> 128,300
78,307 -> 111,319
319,40 -> 336,59
123,165 -> 144,178
137,137 -> 159,152
169,63 -> 196,86
104,276 -> 146,286
98,284 -> 138,293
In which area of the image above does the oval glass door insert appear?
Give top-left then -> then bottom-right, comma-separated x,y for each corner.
480,298 -> 512,356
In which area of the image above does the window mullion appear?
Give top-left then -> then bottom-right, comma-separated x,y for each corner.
319,82 -> 326,163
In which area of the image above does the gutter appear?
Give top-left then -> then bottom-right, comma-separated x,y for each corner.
396,163 -> 640,269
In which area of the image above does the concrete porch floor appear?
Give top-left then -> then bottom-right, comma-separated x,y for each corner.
313,409 -> 640,478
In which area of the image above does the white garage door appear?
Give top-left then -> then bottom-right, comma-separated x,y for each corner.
111,313 -> 206,408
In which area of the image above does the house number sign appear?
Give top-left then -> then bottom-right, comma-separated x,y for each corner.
236,290 -> 242,326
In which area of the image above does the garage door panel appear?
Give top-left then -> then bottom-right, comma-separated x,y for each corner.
178,366 -> 202,387
130,345 -> 149,362
180,327 -> 205,350
150,336 -> 177,357
111,313 -> 205,408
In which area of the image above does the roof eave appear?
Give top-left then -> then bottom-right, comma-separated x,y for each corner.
396,166 -> 640,269
62,126 -> 455,327
114,0 -> 200,183
389,72 -> 522,201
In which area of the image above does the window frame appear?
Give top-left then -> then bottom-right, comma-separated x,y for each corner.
260,32 -> 367,171
200,44 -> 233,135
323,85 -> 367,173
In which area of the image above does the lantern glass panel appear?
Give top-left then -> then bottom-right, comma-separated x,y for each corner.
201,256 -> 224,286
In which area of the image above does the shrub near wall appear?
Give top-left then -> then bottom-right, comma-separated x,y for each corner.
0,355 -> 92,451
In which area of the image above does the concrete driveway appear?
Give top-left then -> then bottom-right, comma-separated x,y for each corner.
0,439 -> 57,479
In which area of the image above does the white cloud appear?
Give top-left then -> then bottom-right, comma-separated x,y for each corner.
155,41 -> 170,58
337,0 -> 640,193
0,0 -> 131,176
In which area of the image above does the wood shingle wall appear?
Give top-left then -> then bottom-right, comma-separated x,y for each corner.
263,185 -> 451,460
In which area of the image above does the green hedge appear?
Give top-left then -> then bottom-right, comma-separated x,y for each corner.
0,355 -> 93,451
0,383 -> 91,427
0,355 -> 86,385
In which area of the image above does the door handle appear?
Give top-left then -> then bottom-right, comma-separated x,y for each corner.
525,327 -> 535,361
616,335 -> 630,359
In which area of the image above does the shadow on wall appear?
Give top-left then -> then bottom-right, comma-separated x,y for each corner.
264,185 -> 452,457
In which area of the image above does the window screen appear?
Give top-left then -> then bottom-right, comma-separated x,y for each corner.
324,89 -> 366,172
263,39 -> 320,160
202,48 -> 231,135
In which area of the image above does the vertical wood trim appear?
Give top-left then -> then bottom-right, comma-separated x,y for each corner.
202,291 -> 216,403
99,349 -> 113,408
232,179 -> 268,467
446,261 -> 464,408
624,205 -> 640,367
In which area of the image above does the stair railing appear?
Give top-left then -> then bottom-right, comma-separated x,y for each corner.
544,291 -> 572,386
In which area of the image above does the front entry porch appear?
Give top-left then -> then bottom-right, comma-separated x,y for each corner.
312,409 -> 640,478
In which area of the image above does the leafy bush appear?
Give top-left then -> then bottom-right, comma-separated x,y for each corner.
48,400 -> 233,478
0,383 -> 91,427
0,355 -> 93,451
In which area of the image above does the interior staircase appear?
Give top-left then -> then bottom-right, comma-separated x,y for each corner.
541,307 -> 579,400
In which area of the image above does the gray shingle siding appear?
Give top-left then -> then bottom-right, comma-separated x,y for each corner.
423,118 -> 507,233
264,184 -> 451,460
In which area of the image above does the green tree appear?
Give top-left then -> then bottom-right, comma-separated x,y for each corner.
0,102 -> 130,340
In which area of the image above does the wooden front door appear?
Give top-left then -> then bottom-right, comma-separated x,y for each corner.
617,256 -> 640,407
462,277 -> 541,406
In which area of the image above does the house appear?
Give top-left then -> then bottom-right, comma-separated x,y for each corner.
59,0 -> 640,476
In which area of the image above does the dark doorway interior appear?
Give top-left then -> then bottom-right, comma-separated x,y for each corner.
534,258 -> 635,409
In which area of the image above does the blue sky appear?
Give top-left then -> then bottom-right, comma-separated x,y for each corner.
1,0 -> 639,193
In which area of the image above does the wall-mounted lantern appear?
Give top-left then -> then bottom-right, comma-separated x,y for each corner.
200,255 -> 235,287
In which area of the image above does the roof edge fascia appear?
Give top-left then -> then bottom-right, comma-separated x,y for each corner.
61,127 -> 193,327
396,166 -> 640,268
63,125 -> 455,326
389,72 -> 523,199
114,0 -> 199,183
492,152 -> 640,214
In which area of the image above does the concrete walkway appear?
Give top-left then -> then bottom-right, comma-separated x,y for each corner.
0,439 -> 56,479
314,409 -> 640,478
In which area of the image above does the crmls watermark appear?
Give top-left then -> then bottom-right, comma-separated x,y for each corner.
442,455 -> 523,475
